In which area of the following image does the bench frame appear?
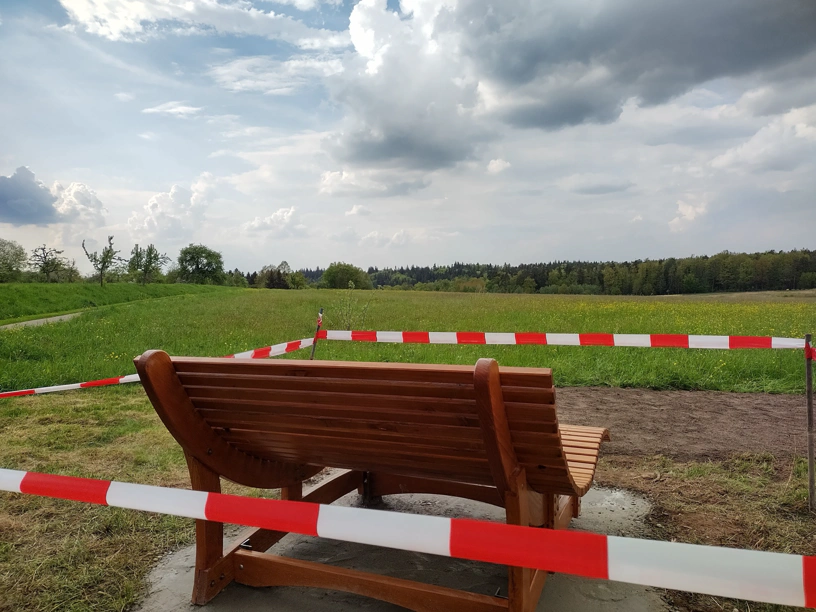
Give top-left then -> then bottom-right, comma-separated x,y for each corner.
137,352 -> 607,612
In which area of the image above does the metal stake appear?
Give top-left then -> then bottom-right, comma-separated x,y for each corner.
807,333 -> 814,511
310,308 -> 324,360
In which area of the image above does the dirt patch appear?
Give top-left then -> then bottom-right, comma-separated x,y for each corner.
558,387 -> 805,460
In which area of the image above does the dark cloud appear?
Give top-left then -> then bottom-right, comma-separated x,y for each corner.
0,167 -> 60,226
445,0 -> 816,128
336,128 -> 473,170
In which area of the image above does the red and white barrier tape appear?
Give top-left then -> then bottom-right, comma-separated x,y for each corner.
317,330 -> 806,350
0,337 -> 314,399
0,468 -> 813,608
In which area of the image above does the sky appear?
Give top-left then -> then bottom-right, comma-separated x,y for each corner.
1,0 -> 815,274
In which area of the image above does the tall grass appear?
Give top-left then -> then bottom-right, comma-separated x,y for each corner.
0,290 -> 813,393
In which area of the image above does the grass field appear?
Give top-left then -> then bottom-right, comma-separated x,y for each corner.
0,283 -> 232,325
1,288 -> 814,394
1,288 -> 815,611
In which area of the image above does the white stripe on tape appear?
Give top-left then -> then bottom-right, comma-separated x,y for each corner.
317,505 -> 452,557
613,334 -> 652,347
429,332 -> 458,344
546,333 -> 581,346
119,374 -> 140,383
377,331 -> 404,343
106,482 -> 208,520
232,350 -> 254,358
772,337 -> 806,349
327,330 -> 352,341
607,536 -> 805,607
485,333 -> 517,345
0,468 -> 26,493
34,383 -> 82,394
688,335 -> 730,349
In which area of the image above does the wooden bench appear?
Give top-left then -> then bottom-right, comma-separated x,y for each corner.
135,350 -> 609,612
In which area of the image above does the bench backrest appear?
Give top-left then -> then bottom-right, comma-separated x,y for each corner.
137,352 -> 578,496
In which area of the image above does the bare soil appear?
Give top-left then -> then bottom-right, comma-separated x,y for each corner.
558,387 -> 805,460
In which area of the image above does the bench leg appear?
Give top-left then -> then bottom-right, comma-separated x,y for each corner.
185,454 -> 231,605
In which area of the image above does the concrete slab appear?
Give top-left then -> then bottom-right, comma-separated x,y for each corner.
136,485 -> 668,611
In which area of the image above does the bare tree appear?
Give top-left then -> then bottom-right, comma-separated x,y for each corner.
29,244 -> 65,282
83,236 -> 123,287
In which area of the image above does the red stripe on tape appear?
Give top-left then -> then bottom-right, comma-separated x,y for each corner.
0,389 -> 36,398
285,341 -> 302,353
650,334 -> 689,348
351,331 -> 378,342
80,377 -> 124,388
514,333 -> 548,345
20,472 -> 110,505
804,556 -> 816,608
316,330 -> 328,340
206,493 -> 319,536
251,346 -> 272,359
729,336 -> 772,349
449,518 -> 608,579
580,333 -> 615,346
403,331 -> 430,343
457,332 -> 486,344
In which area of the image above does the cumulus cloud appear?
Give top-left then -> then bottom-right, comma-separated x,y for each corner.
142,101 -> 202,117
128,172 -> 215,242
669,196 -> 707,232
0,167 -> 106,227
345,204 -> 370,216
243,206 -> 293,231
711,104 -> 816,173
114,91 -> 134,101
557,174 -> 634,195
58,0 -> 349,48
209,55 -> 343,95
487,158 -> 510,174
359,228 -> 414,248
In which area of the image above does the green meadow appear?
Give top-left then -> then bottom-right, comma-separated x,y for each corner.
1,288 -> 814,394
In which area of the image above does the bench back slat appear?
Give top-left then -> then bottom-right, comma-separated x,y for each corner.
166,357 -> 576,495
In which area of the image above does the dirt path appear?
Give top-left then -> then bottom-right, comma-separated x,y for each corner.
558,387 -> 805,460
0,312 -> 82,330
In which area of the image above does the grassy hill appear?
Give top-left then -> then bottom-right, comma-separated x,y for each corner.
0,283 -> 235,324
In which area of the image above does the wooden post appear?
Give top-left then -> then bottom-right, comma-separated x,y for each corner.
310,308 -> 323,360
807,334 -> 814,512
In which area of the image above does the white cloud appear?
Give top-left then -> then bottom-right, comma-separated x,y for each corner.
142,101 -> 202,117
209,55 -> 343,95
345,204 -> 370,216
631,214 -> 643,222
139,132 -> 157,140
58,0 -> 350,49
487,158 -> 510,174
242,206 -> 305,236
359,229 -> 412,248
52,181 -> 107,226
319,169 -> 428,197
711,104 -> 816,172
114,91 -> 134,101
668,197 -> 707,233
128,172 -> 215,242
260,0 -> 343,12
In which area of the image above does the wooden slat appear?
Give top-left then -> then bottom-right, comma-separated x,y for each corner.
173,358 -> 552,388
178,372 -> 555,405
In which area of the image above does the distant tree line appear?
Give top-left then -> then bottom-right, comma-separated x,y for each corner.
3,234 -> 814,296
360,250 -> 816,295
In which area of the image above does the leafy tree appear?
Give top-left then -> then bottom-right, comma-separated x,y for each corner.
322,262 -> 373,289
226,268 -> 249,287
287,270 -> 308,289
256,265 -> 288,289
29,244 -> 66,282
83,236 -> 123,287
128,243 -> 170,285
0,238 -> 27,282
177,244 -> 225,284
